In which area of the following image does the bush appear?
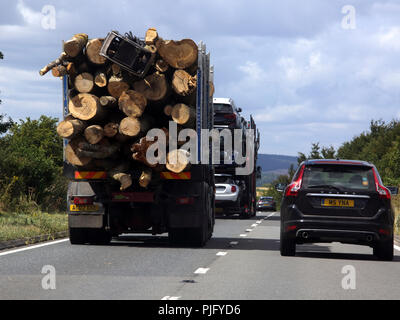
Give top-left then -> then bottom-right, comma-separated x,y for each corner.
0,116 -> 65,213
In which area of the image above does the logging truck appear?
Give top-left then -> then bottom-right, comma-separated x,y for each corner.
55,33 -> 215,247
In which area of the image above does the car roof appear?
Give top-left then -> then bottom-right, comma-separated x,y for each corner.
302,159 -> 374,167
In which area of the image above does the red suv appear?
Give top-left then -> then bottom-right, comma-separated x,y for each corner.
280,159 -> 396,261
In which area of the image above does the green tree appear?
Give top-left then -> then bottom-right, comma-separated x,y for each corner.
0,116 -> 64,206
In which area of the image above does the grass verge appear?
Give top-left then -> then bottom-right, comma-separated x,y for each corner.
0,211 -> 68,242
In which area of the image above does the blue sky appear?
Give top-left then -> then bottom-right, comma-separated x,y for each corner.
0,0 -> 399,156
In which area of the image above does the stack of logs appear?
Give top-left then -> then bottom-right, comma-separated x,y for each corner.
41,29 -> 214,190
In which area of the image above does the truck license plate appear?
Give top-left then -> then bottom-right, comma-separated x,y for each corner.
70,204 -> 99,212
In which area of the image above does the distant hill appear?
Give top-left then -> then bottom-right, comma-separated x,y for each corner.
256,154 -> 298,186
257,154 -> 298,172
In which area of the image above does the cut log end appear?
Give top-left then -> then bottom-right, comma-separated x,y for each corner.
172,70 -> 197,97
69,93 -> 105,121
65,137 -> 92,167
108,75 -> 130,99
119,90 -> 147,118
156,39 -> 198,69
56,118 -> 86,139
145,28 -> 158,45
139,170 -> 152,188
166,149 -> 191,173
74,73 -> 94,93
171,103 -> 196,128
119,117 -> 141,138
63,33 -> 88,58
95,72 -> 107,88
133,72 -> 168,102
86,38 -> 107,65
84,125 -> 104,145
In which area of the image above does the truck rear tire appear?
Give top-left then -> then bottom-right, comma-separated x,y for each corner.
168,183 -> 211,247
69,227 -> 87,245
86,228 -> 112,245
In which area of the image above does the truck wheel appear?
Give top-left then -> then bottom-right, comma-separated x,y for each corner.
373,235 -> 394,261
192,184 -> 211,247
69,227 -> 87,245
86,229 -> 112,245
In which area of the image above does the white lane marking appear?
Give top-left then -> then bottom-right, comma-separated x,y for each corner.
230,241 -> 239,246
162,296 -> 181,300
394,245 -> 400,252
239,234 -> 247,237
194,268 -> 210,274
268,212 -> 276,218
246,229 -> 253,232
0,239 -> 69,257
256,220 -> 263,224
216,252 -> 228,256
251,224 -> 258,227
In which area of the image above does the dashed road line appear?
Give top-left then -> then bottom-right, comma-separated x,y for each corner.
245,229 -> 253,233
194,268 -> 210,274
230,241 -> 239,246
216,252 -> 228,256
239,234 -> 247,238
161,296 -> 181,300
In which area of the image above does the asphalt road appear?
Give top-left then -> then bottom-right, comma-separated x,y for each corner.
0,211 -> 400,300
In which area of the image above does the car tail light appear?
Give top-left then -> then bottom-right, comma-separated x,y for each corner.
372,169 -> 391,200
72,196 -> 94,205
379,228 -> 391,236
286,225 -> 297,232
285,165 -> 305,197
224,114 -> 236,120
231,186 -> 237,193
176,197 -> 195,205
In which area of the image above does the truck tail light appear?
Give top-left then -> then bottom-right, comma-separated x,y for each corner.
176,197 -> 195,205
285,165 -> 305,197
72,196 -> 94,205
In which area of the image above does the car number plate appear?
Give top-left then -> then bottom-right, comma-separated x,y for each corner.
70,204 -> 99,212
322,199 -> 354,207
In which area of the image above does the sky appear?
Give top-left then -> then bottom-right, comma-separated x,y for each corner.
0,0 -> 399,156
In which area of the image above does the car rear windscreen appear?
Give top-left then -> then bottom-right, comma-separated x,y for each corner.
214,104 -> 233,113
302,165 -> 376,191
215,176 -> 234,184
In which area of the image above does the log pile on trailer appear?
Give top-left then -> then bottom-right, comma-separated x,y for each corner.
40,28 -> 213,190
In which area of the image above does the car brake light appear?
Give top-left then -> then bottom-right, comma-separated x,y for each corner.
286,225 -> 297,231
372,169 -> 391,200
224,114 -> 236,120
231,186 -> 237,192
285,165 -> 305,197
73,196 -> 94,205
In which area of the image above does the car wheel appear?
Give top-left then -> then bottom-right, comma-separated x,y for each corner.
280,233 -> 296,256
373,235 -> 394,261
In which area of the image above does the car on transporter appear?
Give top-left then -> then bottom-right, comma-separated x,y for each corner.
215,174 -> 242,215
279,159 -> 396,261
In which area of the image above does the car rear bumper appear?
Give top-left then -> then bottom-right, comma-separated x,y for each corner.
283,219 -> 393,245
